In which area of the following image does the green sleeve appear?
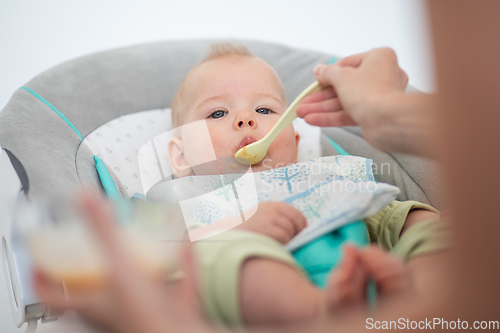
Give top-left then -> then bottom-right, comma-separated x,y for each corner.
363,200 -> 449,261
392,218 -> 452,260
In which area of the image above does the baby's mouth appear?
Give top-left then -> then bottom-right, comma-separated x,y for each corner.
234,136 -> 257,155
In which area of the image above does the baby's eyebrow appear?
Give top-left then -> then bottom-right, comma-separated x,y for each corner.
193,93 -> 285,112
257,93 -> 285,105
194,95 -> 225,111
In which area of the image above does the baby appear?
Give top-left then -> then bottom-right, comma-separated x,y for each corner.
166,42 -> 442,326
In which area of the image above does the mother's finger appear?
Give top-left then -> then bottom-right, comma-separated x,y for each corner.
76,193 -> 145,291
336,52 -> 366,68
178,245 -> 200,312
34,270 -> 103,312
296,97 -> 342,118
359,247 -> 412,295
34,270 -> 68,310
77,194 -> 124,261
300,86 -> 337,104
303,111 -> 357,128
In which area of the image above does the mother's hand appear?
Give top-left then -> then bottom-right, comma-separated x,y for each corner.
34,195 -> 209,333
297,48 -> 408,128
297,48 -> 435,157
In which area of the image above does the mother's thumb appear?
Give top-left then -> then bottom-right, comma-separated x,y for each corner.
314,63 -> 344,87
313,64 -> 327,77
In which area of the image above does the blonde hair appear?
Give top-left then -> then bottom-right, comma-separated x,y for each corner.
202,41 -> 253,62
171,42 -> 254,128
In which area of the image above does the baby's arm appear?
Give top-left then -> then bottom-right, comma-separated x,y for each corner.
365,200 -> 450,297
240,257 -> 324,325
240,243 -> 414,325
364,200 -> 443,254
191,212 -> 323,326
402,210 -> 451,295
400,208 -> 440,236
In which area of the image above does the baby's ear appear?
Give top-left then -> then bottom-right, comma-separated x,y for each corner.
167,137 -> 192,177
294,131 -> 301,163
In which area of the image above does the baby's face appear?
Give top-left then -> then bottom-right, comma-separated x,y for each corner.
171,56 -> 299,174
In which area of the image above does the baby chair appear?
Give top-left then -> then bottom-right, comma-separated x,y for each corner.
0,39 -> 441,332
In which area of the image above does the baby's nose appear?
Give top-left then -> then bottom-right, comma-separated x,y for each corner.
234,112 -> 257,129
238,119 -> 255,127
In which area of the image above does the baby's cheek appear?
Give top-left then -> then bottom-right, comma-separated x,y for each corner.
269,130 -> 297,164
179,121 -> 220,166
207,136 -> 229,157
184,138 -> 218,166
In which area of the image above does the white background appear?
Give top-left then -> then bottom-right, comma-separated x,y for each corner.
0,0 -> 434,111
0,0 -> 433,331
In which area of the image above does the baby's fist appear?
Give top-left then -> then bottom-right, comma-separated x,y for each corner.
237,202 -> 307,244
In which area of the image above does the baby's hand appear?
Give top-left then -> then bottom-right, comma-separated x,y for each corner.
236,202 -> 307,244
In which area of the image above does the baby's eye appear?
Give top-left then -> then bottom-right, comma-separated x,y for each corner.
256,108 -> 272,114
209,110 -> 227,119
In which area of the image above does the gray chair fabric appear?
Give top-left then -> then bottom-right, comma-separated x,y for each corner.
0,39 -> 442,209
320,128 -> 442,209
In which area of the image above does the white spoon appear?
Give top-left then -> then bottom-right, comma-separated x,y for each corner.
234,81 -> 326,165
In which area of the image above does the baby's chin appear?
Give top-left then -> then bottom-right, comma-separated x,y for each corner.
206,151 -> 296,174
184,157 -> 295,176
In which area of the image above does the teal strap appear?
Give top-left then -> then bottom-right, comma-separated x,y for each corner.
326,136 -> 349,156
367,280 -> 377,309
94,155 -> 120,199
94,155 -> 129,225
328,56 -> 338,65
19,87 -> 83,141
